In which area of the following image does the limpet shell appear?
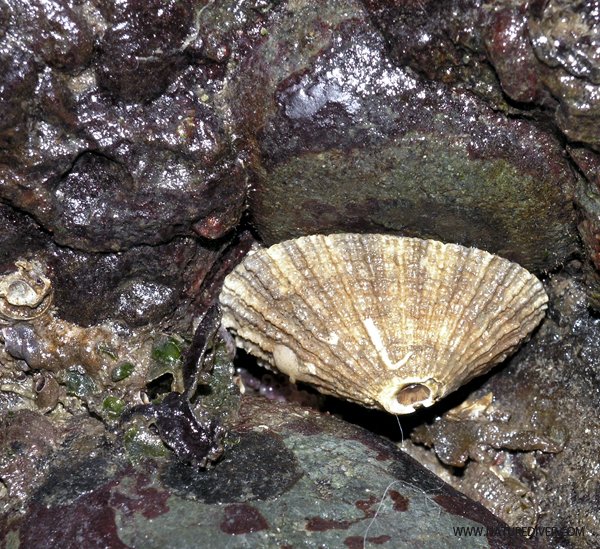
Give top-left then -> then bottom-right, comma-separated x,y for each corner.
219,234 -> 548,414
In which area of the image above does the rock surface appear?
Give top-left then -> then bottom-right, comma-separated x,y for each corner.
227,0 -> 578,272
0,396 -> 535,549
0,0 -> 246,253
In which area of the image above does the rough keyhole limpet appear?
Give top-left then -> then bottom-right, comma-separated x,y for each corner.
219,234 -> 548,415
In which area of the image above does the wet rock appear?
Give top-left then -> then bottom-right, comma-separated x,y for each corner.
0,410 -> 62,513
47,238 -> 217,328
228,0 -> 578,272
41,87 -> 244,251
0,205 -> 47,266
365,1 -> 600,152
0,414 -> 121,546
529,0 -> 600,148
162,429 -> 302,503
411,406 -> 564,470
482,3 -> 546,104
0,396 -> 534,548
95,0 -> 195,102
14,0 -> 94,71
569,147 -> 600,306
363,0 -> 514,109
569,147 -> 600,270
0,47 -> 37,151
530,1 -> 600,85
0,1 -> 247,254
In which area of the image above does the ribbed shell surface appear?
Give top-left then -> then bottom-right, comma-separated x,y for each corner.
219,234 -> 548,414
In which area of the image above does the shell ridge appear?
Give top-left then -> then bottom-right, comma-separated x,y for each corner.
393,237 -> 438,376
225,261 -> 283,309
390,237 -> 412,366
356,234 -> 395,373
332,234 -> 411,396
494,272 -> 546,318
422,243 -> 474,375
446,258 -> 517,367
416,239 -> 437,343
418,239 -> 439,344
419,239 -> 452,363
413,239 -> 439,361
461,328 -> 525,380
346,234 -> 411,387
436,251 -> 525,381
269,239 -> 365,393
222,273 -> 293,350
264,244 -> 334,344
464,297 -> 546,370
316,236 -> 389,400
318,235 -> 380,385
271,236 -> 376,400
406,240 -> 424,350
422,251 -> 523,389
458,265 -> 544,367
443,250 -> 509,375
381,235 -> 414,367
387,238 -> 416,363
223,264 -> 341,381
293,236 -> 368,372
259,244 -> 358,389
455,272 -> 546,371
430,243 -> 469,372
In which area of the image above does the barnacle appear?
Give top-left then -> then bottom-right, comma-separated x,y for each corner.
219,234 -> 548,414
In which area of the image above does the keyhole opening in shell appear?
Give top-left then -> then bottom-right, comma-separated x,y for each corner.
396,383 -> 431,407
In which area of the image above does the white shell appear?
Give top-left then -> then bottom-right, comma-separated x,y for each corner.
219,234 -> 548,414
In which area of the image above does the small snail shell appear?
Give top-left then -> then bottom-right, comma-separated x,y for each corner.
0,260 -> 53,321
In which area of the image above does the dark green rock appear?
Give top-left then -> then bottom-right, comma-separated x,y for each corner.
0,397 -> 534,548
254,135 -> 576,271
